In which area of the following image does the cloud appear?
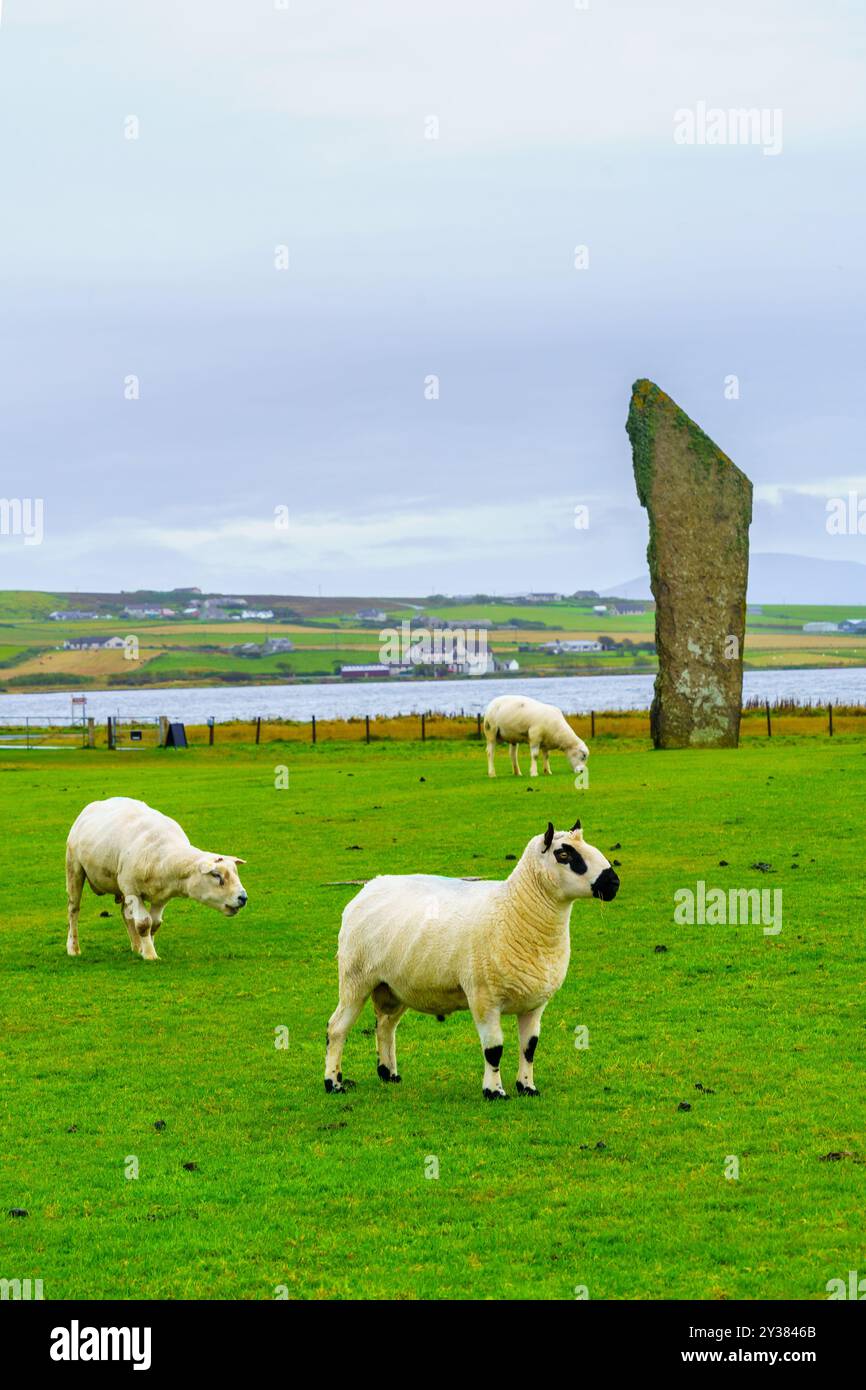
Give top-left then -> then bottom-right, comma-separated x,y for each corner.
0,492 -> 646,594
756,477 -> 866,505
1,1 -> 864,595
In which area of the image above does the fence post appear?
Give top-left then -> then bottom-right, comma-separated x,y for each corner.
421,713 -> 426,742
208,717 -> 215,746
590,710 -> 596,738
87,717 -> 95,748
476,713 -> 482,738
158,716 -> 169,748
311,715 -> 317,744
255,717 -> 261,745
765,701 -> 772,738
107,716 -> 114,750
365,715 -> 371,744
828,702 -> 834,737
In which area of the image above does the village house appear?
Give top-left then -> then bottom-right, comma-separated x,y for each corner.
340,663 -> 392,679
541,640 -> 603,654
62,636 -> 126,651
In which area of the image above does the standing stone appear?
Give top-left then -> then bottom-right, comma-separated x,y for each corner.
626,379 -> 752,748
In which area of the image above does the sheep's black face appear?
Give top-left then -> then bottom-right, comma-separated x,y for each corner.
540,822 -> 614,901
540,820 -> 620,903
591,867 -> 620,902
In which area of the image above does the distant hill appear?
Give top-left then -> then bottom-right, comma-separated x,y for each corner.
0,591 -> 63,621
605,553 -> 866,606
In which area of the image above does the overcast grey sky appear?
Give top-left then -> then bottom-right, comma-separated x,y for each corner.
1,0 -> 864,595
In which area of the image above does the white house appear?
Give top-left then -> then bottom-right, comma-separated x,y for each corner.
62,636 -> 126,651
541,640 -> 602,654
340,663 -> 391,678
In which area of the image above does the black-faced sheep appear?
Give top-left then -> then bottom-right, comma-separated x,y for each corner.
324,820 -> 619,1099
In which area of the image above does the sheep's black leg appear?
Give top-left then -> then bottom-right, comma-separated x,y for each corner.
516,1005 -> 545,1096
471,1004 -> 508,1099
372,993 -> 407,1083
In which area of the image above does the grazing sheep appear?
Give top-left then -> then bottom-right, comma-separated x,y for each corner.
324,819 -> 619,1099
65,797 -> 248,960
483,694 -> 589,778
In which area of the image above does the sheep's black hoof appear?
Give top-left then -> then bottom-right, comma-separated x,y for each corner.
483,1088 -> 509,1101
324,1078 -> 355,1094
516,1082 -> 541,1097
378,1064 -> 402,1083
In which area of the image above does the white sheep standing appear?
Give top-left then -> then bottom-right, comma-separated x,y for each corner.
483,694 -> 589,778
65,797 -> 248,960
324,819 -> 619,1099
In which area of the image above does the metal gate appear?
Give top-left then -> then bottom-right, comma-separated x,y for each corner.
107,716 -> 162,750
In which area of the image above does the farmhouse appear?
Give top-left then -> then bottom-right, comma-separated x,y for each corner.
49,609 -> 99,621
803,622 -> 839,633
501,592 -> 562,604
121,605 -> 165,619
340,663 -> 391,678
62,636 -> 126,651
541,640 -> 602,653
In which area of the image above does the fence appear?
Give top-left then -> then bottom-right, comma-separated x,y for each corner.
0,717 -> 90,750
2,703 -> 864,749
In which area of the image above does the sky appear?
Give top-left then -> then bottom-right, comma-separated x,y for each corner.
0,0 -> 864,597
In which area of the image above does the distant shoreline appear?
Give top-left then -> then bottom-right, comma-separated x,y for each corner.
6,657 -> 866,698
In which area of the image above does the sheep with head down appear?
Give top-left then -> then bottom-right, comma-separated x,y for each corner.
483,694 -> 589,778
324,819 -> 619,1100
65,797 -> 248,960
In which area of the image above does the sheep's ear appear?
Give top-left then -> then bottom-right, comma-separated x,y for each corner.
197,857 -> 216,875
230,857 -> 247,866
570,818 -> 582,834
542,822 -> 555,853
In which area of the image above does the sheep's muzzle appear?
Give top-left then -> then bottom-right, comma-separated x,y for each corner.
591,867 -> 620,901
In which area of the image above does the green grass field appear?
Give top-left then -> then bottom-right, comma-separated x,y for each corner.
1,736 -> 863,1300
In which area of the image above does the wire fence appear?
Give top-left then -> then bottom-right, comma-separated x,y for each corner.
1,702 -> 865,748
